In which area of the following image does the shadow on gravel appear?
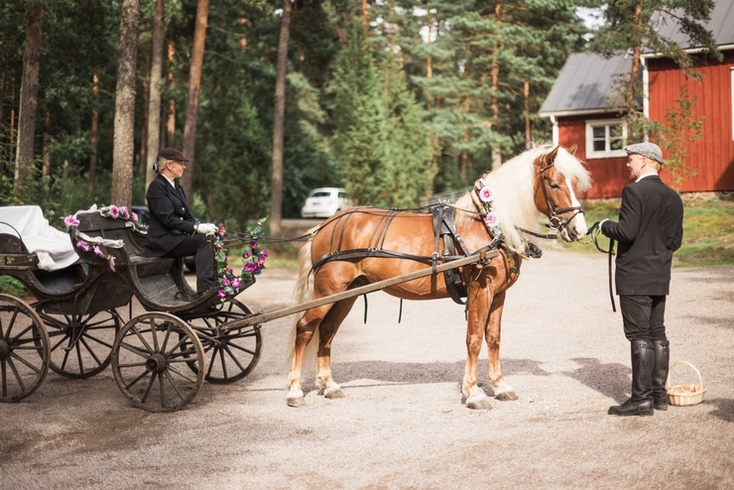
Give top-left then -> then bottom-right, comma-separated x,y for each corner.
301,357 -> 631,401
565,357 -> 631,403
705,398 -> 734,422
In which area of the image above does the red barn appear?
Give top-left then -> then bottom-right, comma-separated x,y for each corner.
539,1 -> 734,198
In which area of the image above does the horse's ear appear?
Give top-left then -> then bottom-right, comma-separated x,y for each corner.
568,143 -> 577,156
546,146 -> 560,163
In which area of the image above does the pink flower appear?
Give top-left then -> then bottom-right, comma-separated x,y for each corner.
232,277 -> 241,289
218,289 -> 227,298
93,245 -> 104,258
478,186 -> 494,203
260,248 -> 268,258
486,212 -> 501,228
77,240 -> 91,252
250,241 -> 258,250
108,205 -> 119,219
222,278 -> 231,287
131,212 -> 139,222
119,206 -> 130,219
64,215 -> 80,228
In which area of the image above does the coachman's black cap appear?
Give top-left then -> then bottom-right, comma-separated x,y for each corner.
157,147 -> 189,162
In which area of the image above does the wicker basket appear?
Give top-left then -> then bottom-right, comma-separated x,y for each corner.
665,361 -> 706,407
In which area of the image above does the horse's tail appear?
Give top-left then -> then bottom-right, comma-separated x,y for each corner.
287,234 -> 319,371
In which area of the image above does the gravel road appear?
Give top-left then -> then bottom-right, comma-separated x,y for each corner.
1,248 -> 733,489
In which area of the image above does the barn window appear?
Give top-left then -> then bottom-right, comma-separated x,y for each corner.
585,119 -> 627,159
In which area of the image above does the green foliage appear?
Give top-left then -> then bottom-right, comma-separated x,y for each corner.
659,84 -> 703,192
0,276 -> 26,297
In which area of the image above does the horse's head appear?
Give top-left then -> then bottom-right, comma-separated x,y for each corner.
532,146 -> 590,242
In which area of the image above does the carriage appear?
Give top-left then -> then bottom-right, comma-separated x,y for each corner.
0,205 -> 262,412
1,144 -> 592,413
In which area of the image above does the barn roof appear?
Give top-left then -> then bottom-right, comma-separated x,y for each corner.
540,0 -> 734,117
538,53 -> 631,117
653,0 -> 734,50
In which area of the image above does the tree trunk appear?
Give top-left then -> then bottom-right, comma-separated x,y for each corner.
269,0 -> 292,242
89,73 -> 99,195
146,0 -> 165,192
42,106 -> 50,202
111,0 -> 140,208
166,38 -> 176,147
181,0 -> 210,199
14,2 -> 42,201
490,3 -> 503,168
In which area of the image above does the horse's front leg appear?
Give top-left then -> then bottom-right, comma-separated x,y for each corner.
486,291 -> 518,401
462,274 -> 494,410
286,310 -> 321,407
315,298 -> 358,400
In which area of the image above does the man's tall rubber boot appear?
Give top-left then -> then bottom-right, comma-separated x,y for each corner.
608,340 -> 654,416
651,340 -> 670,411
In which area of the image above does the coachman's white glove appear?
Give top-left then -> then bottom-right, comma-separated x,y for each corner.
196,222 -> 218,235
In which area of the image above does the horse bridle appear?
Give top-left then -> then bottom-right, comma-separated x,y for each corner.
537,161 -> 584,234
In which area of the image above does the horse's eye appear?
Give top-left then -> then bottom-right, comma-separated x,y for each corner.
550,182 -> 560,190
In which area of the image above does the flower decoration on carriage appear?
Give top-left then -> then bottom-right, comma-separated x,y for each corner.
63,204 -> 134,272
476,182 -> 503,238
97,204 -> 147,232
213,217 -> 269,302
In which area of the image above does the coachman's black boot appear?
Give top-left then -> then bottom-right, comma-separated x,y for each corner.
608,340 -> 654,416
651,340 -> 670,411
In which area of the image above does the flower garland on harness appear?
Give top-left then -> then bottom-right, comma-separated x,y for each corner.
213,218 -> 268,301
473,178 -> 504,239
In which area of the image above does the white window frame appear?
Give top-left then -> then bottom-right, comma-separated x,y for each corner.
585,118 -> 627,159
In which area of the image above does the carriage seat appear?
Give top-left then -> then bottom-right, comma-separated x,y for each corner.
0,205 -> 79,271
72,208 -> 200,311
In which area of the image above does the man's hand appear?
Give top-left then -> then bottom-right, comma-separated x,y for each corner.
196,222 -> 218,235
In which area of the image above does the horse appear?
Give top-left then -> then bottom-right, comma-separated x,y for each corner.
286,144 -> 592,409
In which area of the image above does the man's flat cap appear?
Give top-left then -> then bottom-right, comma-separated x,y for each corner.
624,142 -> 663,165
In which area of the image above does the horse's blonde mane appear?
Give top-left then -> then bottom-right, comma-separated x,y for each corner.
454,144 -> 591,254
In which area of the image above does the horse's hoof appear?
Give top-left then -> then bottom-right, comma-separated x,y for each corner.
286,397 -> 306,408
467,398 -> 492,410
495,391 -> 519,401
324,388 -> 344,399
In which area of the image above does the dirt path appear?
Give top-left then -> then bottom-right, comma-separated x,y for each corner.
1,249 -> 733,489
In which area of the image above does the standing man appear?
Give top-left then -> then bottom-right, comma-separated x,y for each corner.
598,142 -> 684,416
144,147 -> 219,295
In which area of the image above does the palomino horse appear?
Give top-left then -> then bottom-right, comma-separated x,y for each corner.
287,145 -> 592,409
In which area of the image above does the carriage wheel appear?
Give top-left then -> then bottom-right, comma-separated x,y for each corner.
111,312 -> 205,412
36,308 -> 121,379
0,294 -> 50,402
181,298 -> 262,384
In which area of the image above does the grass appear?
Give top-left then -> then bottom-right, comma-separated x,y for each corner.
558,198 -> 734,268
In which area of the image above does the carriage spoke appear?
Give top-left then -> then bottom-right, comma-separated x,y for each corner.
123,368 -> 150,390
140,372 -> 157,404
161,369 -> 186,402
6,356 -> 27,392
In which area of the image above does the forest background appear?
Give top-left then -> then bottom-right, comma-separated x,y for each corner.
0,0 -> 722,234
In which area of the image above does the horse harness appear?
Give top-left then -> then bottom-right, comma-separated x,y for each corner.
310,205 -> 499,306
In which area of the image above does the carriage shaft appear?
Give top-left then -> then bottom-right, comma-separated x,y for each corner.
230,250 -> 498,329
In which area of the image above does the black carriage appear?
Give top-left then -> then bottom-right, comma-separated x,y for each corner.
0,206 -> 261,412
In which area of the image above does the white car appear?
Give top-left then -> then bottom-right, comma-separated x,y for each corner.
300,187 -> 352,218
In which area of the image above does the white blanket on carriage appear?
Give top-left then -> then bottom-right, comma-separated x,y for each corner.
0,205 -> 79,271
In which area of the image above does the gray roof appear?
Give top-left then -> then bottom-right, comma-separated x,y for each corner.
539,53 -> 631,117
540,0 -> 734,117
653,0 -> 734,50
